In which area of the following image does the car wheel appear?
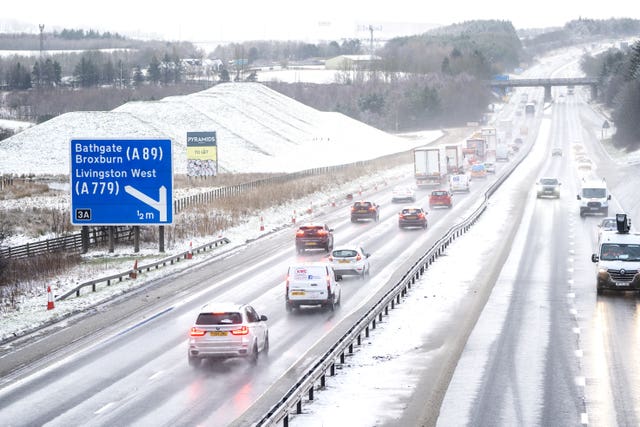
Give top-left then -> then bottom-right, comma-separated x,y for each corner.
250,344 -> 259,365
285,301 -> 292,313
327,297 -> 335,312
297,246 -> 305,254
424,222 -> 428,229
351,217 -> 356,223
263,335 -> 269,356
597,287 -> 603,295
188,355 -> 201,368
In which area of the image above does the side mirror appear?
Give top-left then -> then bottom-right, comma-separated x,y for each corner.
591,254 -> 599,263
608,195 -> 612,200
329,228 -> 334,232
260,314 -> 268,322
365,253 -> 371,258
577,195 -> 581,200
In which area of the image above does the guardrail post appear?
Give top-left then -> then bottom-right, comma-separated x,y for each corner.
296,399 -> 302,414
396,294 -> 401,304
331,363 -> 335,376
391,299 -> 395,309
321,374 -> 326,388
349,343 -> 353,354
340,352 -> 345,364
357,334 -> 361,346
309,386 -> 314,401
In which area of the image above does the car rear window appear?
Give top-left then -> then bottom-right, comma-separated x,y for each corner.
540,179 -> 558,185
354,202 -> 371,208
290,266 -> 328,280
431,191 -> 447,196
402,208 -> 421,215
196,312 -> 242,325
300,225 -> 322,231
333,249 -> 358,257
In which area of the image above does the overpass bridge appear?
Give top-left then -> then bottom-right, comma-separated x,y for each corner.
490,77 -> 599,102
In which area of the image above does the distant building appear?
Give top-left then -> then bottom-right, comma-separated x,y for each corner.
324,54 -> 382,70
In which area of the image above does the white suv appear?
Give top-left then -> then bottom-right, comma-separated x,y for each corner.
285,262 -> 341,312
187,302 -> 268,367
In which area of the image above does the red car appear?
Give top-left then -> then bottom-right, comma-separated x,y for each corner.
429,190 -> 452,208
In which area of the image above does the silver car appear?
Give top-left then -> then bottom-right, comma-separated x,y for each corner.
188,302 -> 268,367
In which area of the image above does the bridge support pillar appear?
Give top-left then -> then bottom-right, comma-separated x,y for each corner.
544,85 -> 552,103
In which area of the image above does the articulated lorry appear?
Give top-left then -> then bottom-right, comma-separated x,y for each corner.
414,147 -> 446,187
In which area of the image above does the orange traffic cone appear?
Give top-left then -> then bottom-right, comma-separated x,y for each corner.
129,259 -> 138,279
260,216 -> 265,231
331,198 -> 336,207
186,241 -> 193,259
46,286 -> 55,310
292,210 -> 296,224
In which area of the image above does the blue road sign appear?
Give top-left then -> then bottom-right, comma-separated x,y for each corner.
70,139 -> 173,225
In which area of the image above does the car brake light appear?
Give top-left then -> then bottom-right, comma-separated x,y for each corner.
296,230 -> 304,237
356,255 -> 362,261
190,327 -> 206,337
231,325 -> 249,336
328,255 -> 334,261
369,207 -> 375,211
318,230 -> 328,236
418,213 -> 425,219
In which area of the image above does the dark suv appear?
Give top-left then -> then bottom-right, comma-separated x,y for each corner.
295,224 -> 334,253
350,201 -> 380,222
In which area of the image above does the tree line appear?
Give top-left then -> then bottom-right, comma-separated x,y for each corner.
581,40 -> 640,149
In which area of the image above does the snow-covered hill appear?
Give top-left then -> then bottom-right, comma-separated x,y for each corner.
0,83 -> 440,176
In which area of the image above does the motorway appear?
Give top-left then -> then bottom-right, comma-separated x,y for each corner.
0,131 -> 514,426
436,52 -> 640,426
2,42 -> 640,427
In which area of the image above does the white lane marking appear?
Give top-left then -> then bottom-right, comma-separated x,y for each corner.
575,376 -> 586,386
581,412 -> 589,425
94,401 -> 115,415
567,292 -> 575,298
573,327 -> 581,334
575,349 -> 583,358
570,308 -> 578,316
149,370 -> 164,380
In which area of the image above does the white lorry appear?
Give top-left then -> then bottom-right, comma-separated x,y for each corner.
591,214 -> 640,294
577,178 -> 611,217
414,147 -> 445,187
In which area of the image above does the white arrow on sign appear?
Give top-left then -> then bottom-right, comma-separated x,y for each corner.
124,185 -> 168,222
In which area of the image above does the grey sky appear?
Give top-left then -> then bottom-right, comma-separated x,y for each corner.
4,1 -> 639,42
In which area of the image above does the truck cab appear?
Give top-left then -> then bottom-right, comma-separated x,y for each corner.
591,214 -> 640,294
577,178 -> 611,217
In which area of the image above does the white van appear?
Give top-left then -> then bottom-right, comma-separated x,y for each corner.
591,214 -> 640,294
577,178 -> 611,217
285,262 -> 341,312
449,174 -> 470,193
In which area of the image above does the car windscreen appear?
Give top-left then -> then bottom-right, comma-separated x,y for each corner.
583,188 -> 606,198
600,244 -> 640,261
332,249 -> 358,258
196,312 -> 242,325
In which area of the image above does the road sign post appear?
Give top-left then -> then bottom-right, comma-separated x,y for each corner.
70,139 -> 173,250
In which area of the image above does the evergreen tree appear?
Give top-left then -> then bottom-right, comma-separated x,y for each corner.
133,66 -> 144,86
148,55 -> 161,84
219,68 -> 230,82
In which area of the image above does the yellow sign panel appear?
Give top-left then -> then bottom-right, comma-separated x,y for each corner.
187,146 -> 217,161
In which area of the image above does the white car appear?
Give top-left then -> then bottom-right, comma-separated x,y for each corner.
329,245 -> 371,279
392,185 -> 416,203
484,162 -> 496,174
187,302 -> 269,367
285,262 -> 341,312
